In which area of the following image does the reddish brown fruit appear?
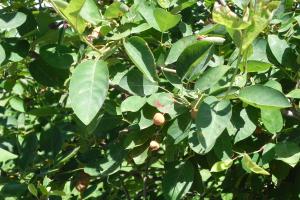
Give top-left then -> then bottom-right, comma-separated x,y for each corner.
75,172 -> 90,192
191,108 -> 198,119
153,113 -> 165,126
149,140 -> 160,151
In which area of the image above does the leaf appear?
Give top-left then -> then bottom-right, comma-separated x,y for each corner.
153,8 -> 181,32
0,44 -> 6,65
138,3 -> 181,32
212,2 -> 250,30
171,0 -> 197,13
53,0 -> 86,33
104,2 -> 127,19
69,60 -> 109,125
118,68 -> 158,96
121,96 -> 146,112
79,0 -> 102,25
287,89 -> 300,99
194,65 -> 231,91
242,153 -> 270,175
0,12 -> 27,30
157,0 -> 172,8
40,45 -> 74,70
165,35 -> 198,65
147,92 -> 174,114
19,133 -> 38,169
167,112 -> 191,143
0,148 -> 18,163
227,108 -> 256,143
189,96 -> 232,154
28,58 -> 69,87
267,35 -> 289,65
261,109 -> 283,134
176,41 -> 212,79
123,36 -> 157,82
241,1 -> 280,51
275,142 -> 300,167
239,85 -> 290,109
211,159 -> 233,172
162,161 -> 194,200
9,97 -> 25,112
28,184 -> 38,197
246,61 -> 272,72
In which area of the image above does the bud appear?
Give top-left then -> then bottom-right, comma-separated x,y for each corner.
149,140 -> 160,151
153,113 -> 165,126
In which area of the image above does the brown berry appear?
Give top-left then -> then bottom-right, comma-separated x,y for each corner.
75,172 -> 90,192
153,112 -> 165,126
149,140 -> 160,151
191,108 -> 198,119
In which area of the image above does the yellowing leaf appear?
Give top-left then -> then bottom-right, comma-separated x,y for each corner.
242,153 -> 270,175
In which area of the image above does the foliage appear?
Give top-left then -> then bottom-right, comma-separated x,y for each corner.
0,0 -> 300,199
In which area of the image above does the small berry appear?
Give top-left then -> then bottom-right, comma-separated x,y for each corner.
149,140 -> 160,151
153,113 -> 165,126
191,108 -> 198,119
75,172 -> 90,192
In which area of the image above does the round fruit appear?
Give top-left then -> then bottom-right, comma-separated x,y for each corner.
191,108 -> 198,119
153,112 -> 165,126
149,140 -> 160,151
75,172 -> 90,192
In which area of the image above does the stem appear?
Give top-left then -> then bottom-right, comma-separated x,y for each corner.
47,0 -> 111,58
224,49 -> 243,98
160,66 -> 176,74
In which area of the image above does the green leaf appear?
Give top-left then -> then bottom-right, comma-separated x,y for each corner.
227,108 -> 256,143
261,109 -> 283,134
239,85 -> 291,109
121,96 -> 146,112
0,12 -> 27,30
153,8 -> 181,32
0,44 -> 6,65
69,60 -> 109,125
264,80 -> 282,92
167,112 -> 191,143
267,35 -> 289,64
157,0 -> 172,8
118,68 -> 158,96
28,184 -> 38,197
171,0 -> 197,13
275,142 -> 300,167
79,0 -> 102,25
241,1 -> 280,51
162,161 -> 194,200
286,89 -> 300,99
19,133 -> 38,169
123,36 -> 157,82
0,148 -> 18,163
242,153 -> 270,175
176,41 -> 212,79
189,96 -> 232,154
28,58 -> 69,87
211,159 -> 233,172
195,65 -> 231,91
139,3 -> 181,32
165,35 -> 198,65
246,61 -> 272,72
54,0 -> 86,33
104,2 -> 128,19
9,97 -> 25,112
212,2 -> 250,30
40,45 -> 74,70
